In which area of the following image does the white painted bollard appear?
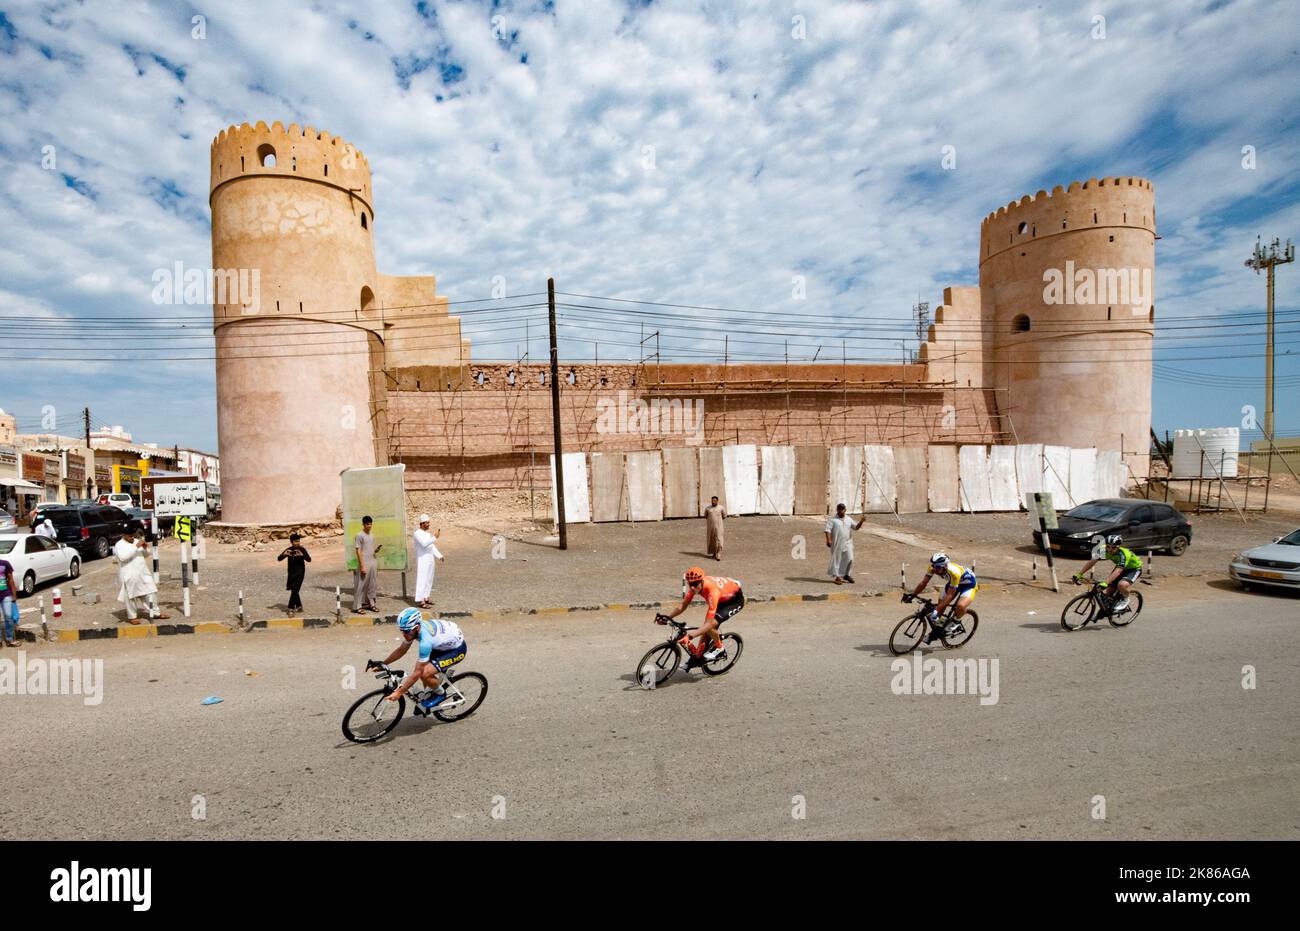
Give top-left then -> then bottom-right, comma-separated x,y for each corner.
181,539 -> 191,618
151,518 -> 159,582
238,589 -> 245,625
53,588 -> 62,619
39,594 -> 48,641
192,525 -> 200,585
900,563 -> 907,591
335,586 -> 342,624
1032,557 -> 1038,581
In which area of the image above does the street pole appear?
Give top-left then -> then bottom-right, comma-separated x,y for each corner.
548,278 -> 567,550
83,407 -> 93,500
1245,237 -> 1295,442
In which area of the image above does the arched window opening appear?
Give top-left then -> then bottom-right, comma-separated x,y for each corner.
361,212 -> 368,230
475,371 -> 486,386
1012,314 -> 1031,333
507,369 -> 516,386
359,286 -> 376,318
257,144 -> 276,167
566,369 -> 576,385
1017,222 -> 1027,235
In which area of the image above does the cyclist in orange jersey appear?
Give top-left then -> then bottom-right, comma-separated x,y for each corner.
660,566 -> 745,662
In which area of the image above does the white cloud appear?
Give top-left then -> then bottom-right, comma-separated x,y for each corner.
0,0 -> 1296,447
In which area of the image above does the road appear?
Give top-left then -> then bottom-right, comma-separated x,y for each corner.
2,578 -> 1297,840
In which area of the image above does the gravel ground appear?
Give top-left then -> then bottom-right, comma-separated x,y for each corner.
17,505 -> 1299,633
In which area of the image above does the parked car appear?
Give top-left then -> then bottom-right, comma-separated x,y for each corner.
0,533 -> 81,596
123,507 -> 173,538
1033,498 -> 1192,557
98,492 -> 134,509
31,503 -> 135,559
0,509 -> 15,533
1229,528 -> 1300,591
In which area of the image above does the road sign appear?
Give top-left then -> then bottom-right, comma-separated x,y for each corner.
174,515 -> 193,542
147,479 -> 208,517
1027,491 -> 1058,530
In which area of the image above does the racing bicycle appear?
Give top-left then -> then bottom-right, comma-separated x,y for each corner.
889,594 -> 979,655
341,660 -> 488,743
635,614 -> 743,688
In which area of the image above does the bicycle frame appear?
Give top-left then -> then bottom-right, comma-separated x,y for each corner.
368,663 -> 467,710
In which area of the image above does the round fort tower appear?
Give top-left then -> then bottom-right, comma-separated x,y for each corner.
210,121 -> 384,524
980,177 -> 1155,477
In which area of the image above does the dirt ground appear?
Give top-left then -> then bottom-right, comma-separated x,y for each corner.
17,495 -> 1299,633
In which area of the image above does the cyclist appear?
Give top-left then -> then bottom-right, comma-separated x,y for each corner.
660,566 -> 744,664
903,553 -> 977,643
1074,534 -> 1142,613
369,607 -> 467,711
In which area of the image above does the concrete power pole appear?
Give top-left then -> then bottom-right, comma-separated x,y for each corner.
83,407 -> 93,499
1245,237 -> 1295,441
548,278 -> 567,550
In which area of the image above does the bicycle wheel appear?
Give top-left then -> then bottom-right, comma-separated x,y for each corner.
1108,591 -> 1143,628
1060,593 -> 1096,631
702,633 -> 744,676
433,671 -> 489,722
941,610 -> 978,648
889,613 -> 927,655
636,642 -> 681,689
342,688 -> 405,743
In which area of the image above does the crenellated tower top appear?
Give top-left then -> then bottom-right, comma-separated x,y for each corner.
209,120 -> 373,214
979,176 -> 1155,266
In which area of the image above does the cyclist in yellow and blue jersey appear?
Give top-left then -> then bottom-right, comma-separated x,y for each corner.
904,553 -> 978,643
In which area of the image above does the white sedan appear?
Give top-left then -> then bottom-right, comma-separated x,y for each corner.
1229,528 -> 1300,591
0,533 -> 82,596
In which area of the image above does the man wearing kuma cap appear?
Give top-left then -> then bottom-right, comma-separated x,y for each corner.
412,514 -> 444,609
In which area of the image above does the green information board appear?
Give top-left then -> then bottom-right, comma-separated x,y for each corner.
341,464 -> 408,572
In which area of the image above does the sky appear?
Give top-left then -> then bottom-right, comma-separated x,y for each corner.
0,0 -> 1297,453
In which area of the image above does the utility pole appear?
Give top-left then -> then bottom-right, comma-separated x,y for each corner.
83,407 -> 93,500
548,278 -> 567,550
1245,237 -> 1295,442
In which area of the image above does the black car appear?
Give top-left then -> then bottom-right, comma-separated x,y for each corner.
123,507 -> 174,539
31,503 -> 140,559
1033,498 -> 1192,558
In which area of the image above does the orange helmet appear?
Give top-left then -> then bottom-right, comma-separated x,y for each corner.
684,566 -> 705,585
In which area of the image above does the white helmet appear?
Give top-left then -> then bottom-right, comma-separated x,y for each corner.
930,552 -> 949,570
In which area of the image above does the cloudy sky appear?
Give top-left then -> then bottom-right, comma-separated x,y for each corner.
0,0 -> 1297,452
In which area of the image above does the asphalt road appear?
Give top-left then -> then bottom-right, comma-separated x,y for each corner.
3,578 -> 1297,840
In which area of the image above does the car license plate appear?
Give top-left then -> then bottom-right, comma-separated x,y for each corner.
1250,571 -> 1284,580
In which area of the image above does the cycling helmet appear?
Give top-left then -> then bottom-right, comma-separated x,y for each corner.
1105,534 -> 1123,547
929,552 -> 948,570
397,607 -> 424,633
684,566 -> 705,585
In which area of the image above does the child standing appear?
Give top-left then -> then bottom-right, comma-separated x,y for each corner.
277,532 -> 311,616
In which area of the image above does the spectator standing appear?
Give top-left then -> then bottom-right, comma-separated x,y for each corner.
277,532 -> 311,616
0,556 -> 17,646
35,517 -> 56,539
352,516 -> 381,613
412,514 -> 444,609
704,495 -> 726,561
824,502 -> 865,585
113,529 -> 168,623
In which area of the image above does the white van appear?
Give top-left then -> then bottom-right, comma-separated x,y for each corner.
103,493 -> 134,509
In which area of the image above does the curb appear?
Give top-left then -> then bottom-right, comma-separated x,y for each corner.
13,590 -> 883,645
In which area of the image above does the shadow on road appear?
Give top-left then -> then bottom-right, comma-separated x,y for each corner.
1205,577 -> 1300,599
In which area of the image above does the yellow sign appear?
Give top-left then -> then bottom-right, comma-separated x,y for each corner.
174,515 -> 193,541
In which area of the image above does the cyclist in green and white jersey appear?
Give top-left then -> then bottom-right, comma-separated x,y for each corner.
1074,534 -> 1142,612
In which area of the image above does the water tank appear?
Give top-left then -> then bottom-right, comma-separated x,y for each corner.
1170,428 -> 1239,478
